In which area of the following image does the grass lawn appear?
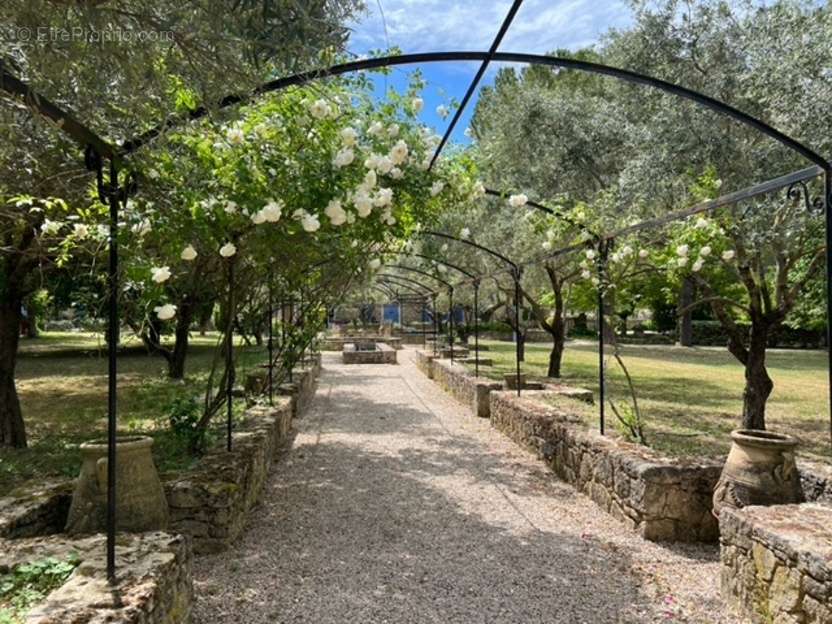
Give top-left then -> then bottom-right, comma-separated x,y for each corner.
1,332 -> 272,492
466,339 -> 831,463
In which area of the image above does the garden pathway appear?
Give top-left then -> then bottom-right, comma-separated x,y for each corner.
192,349 -> 741,623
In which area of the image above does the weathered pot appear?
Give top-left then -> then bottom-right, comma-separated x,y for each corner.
65,435 -> 169,535
712,429 -> 803,518
504,373 -> 526,390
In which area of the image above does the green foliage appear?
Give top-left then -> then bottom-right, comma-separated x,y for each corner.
0,554 -> 80,623
166,396 -> 206,452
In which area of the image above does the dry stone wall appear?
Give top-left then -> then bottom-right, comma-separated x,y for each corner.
430,358 -> 502,418
489,390 -> 722,542
0,480 -> 72,539
2,531 -> 192,624
720,503 -> 832,623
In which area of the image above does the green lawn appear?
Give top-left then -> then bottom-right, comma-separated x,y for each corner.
1,332 -> 271,492
466,339 -> 831,463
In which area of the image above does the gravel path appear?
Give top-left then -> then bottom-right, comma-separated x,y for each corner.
193,349 -> 745,624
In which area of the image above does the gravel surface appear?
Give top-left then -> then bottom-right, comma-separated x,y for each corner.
193,349 -> 746,624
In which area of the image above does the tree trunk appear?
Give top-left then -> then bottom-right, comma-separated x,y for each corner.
742,321 -> 773,430
678,277 -> 695,346
0,296 -> 27,448
168,300 -> 193,379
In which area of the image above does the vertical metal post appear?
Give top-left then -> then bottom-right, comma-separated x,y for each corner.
422,297 -> 427,348
432,293 -> 438,356
825,168 -> 832,450
226,257 -> 235,452
597,240 -> 608,436
288,299 -> 294,383
268,268 -> 274,406
474,280 -> 480,378
105,161 -> 119,582
514,268 -> 522,397
449,286 -> 455,364
299,290 -> 305,367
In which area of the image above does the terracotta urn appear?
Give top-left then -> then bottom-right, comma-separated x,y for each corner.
712,429 -> 803,518
65,435 -> 169,535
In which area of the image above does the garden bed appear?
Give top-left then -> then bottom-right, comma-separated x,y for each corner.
720,503 -> 832,623
0,531 -> 192,623
489,389 -> 723,542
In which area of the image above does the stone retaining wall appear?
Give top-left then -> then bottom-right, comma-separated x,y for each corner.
489,390 -> 722,542
415,349 -> 436,379
2,531 -> 192,623
342,342 -> 397,364
163,399 -> 294,554
0,480 -> 72,539
431,358 -> 502,418
720,503 -> 832,623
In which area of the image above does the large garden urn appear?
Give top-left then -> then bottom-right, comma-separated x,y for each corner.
712,429 -> 803,518
65,436 -> 169,535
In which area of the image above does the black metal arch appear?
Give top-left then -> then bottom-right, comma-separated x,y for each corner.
382,250 -> 479,280
117,51 -> 827,168
377,273 -> 434,295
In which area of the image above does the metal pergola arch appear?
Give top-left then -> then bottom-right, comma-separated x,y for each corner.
376,274 -> 439,349
2,1 -> 830,581
379,250 -> 487,372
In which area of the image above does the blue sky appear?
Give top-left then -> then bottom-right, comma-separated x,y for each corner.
346,0 -> 634,144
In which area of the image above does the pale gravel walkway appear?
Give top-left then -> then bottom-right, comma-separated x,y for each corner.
193,349 -> 746,624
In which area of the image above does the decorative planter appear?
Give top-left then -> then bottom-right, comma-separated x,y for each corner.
712,429 -> 803,518
65,436 -> 169,535
504,373 -> 526,390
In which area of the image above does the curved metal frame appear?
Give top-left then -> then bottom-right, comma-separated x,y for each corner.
3,27 -> 831,583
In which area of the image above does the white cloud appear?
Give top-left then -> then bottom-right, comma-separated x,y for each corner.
348,0 -> 632,55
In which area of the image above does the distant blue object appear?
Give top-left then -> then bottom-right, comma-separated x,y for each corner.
383,304 -> 400,325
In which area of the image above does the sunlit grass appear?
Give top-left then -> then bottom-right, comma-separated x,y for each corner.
1,332 -> 270,491
466,339 -> 831,463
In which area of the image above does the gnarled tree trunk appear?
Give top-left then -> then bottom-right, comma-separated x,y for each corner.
0,295 -> 27,448
740,321 -> 773,430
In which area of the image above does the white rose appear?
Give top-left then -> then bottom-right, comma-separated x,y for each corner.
309,99 -> 330,119
333,148 -> 355,168
585,249 -> 597,260
430,181 -> 445,197
301,212 -> 321,232
368,121 -> 384,136
364,169 -> 378,189
226,127 -> 245,145
376,155 -> 394,174
695,217 -> 709,229
412,97 -> 424,113
722,250 -> 735,261
472,180 -> 486,198
390,167 -> 404,180
340,127 -> 358,147
460,227 -> 471,239
220,242 -> 237,258
692,260 -> 704,272
508,193 -> 528,208
354,192 -> 373,218
389,140 -> 409,165
369,258 -> 381,270
436,104 -> 449,119
261,200 -> 282,222
677,257 -> 688,267
181,245 -> 198,261
154,304 -> 177,321
677,244 -> 689,257
699,245 -> 712,257
325,200 -> 347,226
373,188 -> 393,207
638,249 -> 649,259
73,223 -> 89,238
224,200 -> 238,214
251,210 -> 267,225
621,245 -> 633,257
387,124 -> 399,137
581,270 -> 592,279
151,266 -> 172,284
